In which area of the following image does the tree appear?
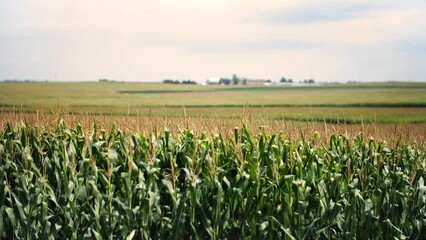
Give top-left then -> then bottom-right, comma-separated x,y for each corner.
280,77 -> 287,83
232,74 -> 240,85
163,79 -> 180,84
182,79 -> 197,84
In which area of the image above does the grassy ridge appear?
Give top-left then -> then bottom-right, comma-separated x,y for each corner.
1,122 -> 425,239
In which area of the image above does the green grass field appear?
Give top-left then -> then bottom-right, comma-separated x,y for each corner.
1,81 -> 426,123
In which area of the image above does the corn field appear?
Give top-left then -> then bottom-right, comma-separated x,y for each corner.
0,120 -> 425,239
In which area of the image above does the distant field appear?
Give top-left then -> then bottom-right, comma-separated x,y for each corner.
1,81 -> 426,106
1,81 -> 426,124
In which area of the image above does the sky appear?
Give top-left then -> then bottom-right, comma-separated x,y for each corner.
1,0 -> 425,83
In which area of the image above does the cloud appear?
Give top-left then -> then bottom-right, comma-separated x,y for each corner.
265,3 -> 377,24
263,1 -> 426,24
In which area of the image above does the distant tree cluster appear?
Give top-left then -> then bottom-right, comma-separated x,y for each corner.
3,79 -> 42,82
281,76 -> 316,84
98,78 -> 118,83
163,79 -> 197,84
163,79 -> 180,84
280,77 -> 293,83
303,79 -> 315,84
182,80 -> 197,85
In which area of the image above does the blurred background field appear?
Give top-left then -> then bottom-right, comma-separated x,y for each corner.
1,81 -> 425,144
1,81 -> 426,107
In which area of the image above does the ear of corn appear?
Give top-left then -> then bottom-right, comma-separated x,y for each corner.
0,121 -> 425,239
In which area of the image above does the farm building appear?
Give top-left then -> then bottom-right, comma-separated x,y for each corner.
204,77 -> 221,85
243,79 -> 268,85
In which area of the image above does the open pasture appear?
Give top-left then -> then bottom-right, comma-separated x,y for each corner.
1,81 -> 426,106
1,81 -> 426,124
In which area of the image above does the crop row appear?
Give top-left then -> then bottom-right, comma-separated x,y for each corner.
0,121 -> 425,239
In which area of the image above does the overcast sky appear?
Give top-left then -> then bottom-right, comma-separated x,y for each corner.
1,0 -> 425,82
